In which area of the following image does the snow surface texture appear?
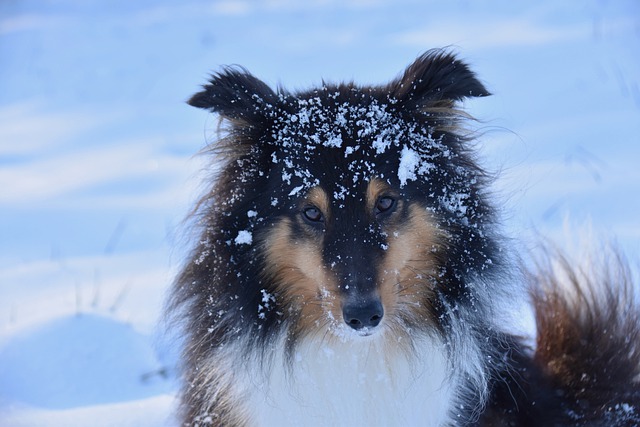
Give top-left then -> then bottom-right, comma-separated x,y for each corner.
1,1 -> 639,426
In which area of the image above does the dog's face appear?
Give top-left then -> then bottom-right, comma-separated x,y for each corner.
188,50 -> 495,344
258,97 -> 448,339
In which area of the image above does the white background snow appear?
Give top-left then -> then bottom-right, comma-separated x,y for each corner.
1,1 -> 639,425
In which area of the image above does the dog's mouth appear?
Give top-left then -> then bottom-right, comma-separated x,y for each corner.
328,321 -> 383,341
353,326 -> 377,337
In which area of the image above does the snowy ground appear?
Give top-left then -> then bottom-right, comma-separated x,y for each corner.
1,1 -> 639,426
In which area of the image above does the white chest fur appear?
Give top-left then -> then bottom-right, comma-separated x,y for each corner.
224,334 -> 459,427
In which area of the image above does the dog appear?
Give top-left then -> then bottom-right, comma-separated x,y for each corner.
168,49 -> 640,426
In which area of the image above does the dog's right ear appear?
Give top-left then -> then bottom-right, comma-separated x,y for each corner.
188,67 -> 278,124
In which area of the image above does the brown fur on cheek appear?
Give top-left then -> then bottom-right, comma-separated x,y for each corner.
378,204 -> 444,328
261,218 -> 340,335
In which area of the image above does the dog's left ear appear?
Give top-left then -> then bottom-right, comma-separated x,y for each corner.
388,50 -> 490,110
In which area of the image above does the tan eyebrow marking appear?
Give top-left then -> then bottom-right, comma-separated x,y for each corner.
366,178 -> 389,213
306,186 -> 330,219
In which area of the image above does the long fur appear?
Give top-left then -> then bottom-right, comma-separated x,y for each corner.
168,49 -> 640,426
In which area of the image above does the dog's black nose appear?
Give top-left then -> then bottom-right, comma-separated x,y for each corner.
342,299 -> 384,330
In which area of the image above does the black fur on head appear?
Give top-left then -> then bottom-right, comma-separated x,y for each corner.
172,48 -> 504,346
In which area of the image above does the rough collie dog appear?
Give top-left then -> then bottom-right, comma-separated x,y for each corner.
169,50 -> 640,426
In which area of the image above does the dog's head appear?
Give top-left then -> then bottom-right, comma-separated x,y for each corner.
188,50 -> 498,345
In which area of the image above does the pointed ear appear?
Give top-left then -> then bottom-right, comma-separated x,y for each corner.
188,66 -> 278,122
388,50 -> 490,110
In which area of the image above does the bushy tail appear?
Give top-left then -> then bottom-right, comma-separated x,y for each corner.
531,247 -> 640,425
482,246 -> 640,426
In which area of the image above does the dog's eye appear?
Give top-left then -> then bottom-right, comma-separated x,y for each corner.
302,206 -> 324,223
375,196 -> 396,215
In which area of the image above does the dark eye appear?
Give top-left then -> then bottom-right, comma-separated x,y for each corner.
302,206 -> 324,223
375,196 -> 396,215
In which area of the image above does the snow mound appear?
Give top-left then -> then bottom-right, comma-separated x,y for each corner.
0,313 -> 172,409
